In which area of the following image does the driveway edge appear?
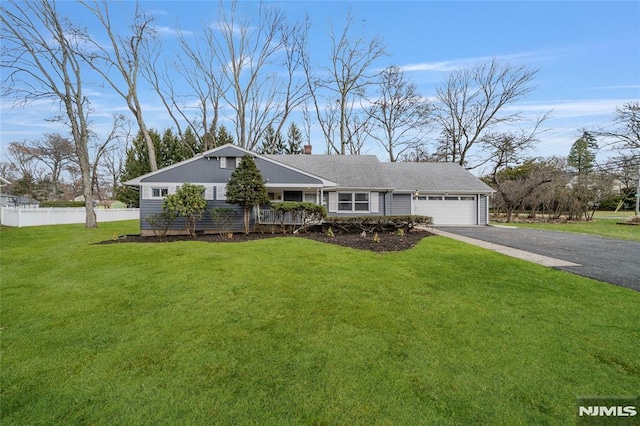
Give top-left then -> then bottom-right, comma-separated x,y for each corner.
429,228 -> 582,268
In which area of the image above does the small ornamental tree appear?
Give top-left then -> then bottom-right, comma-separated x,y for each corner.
162,183 -> 207,236
225,155 -> 270,234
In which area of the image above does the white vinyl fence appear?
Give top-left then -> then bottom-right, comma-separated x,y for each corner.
1,207 -> 139,227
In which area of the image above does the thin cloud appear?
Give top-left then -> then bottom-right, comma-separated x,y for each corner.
590,85 -> 640,90
153,26 -> 193,37
400,48 -> 573,74
506,98 -> 635,119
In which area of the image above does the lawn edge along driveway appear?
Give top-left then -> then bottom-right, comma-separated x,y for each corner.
434,226 -> 640,292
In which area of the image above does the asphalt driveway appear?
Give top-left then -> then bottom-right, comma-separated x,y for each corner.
438,226 -> 640,292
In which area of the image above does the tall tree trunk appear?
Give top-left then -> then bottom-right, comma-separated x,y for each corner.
506,209 -> 513,223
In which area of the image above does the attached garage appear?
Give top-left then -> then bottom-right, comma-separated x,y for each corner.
413,195 -> 477,225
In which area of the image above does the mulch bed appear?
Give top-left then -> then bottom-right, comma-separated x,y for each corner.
97,229 -> 434,252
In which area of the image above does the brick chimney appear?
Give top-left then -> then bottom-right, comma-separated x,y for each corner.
303,144 -> 312,155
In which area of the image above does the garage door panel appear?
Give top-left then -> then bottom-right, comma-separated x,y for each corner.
423,195 -> 476,225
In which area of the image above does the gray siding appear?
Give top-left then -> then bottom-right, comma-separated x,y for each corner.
207,146 -> 247,157
142,156 -> 322,185
140,199 -> 248,233
142,157 -> 229,183
479,195 -> 488,225
376,191 -> 391,215
391,193 -> 411,215
254,158 -> 321,184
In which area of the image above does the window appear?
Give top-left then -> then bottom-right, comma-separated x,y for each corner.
460,196 -> 475,201
151,187 -> 168,198
268,192 -> 283,202
354,193 -> 369,211
337,192 -> 369,212
219,157 -> 237,169
445,196 -> 458,201
338,193 -> 352,211
428,196 -> 442,201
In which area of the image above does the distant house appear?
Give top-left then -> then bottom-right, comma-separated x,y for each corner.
1,193 -> 40,208
125,144 -> 494,234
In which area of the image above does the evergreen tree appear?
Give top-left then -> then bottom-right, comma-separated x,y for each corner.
285,123 -> 304,154
216,125 -> 235,146
183,127 -> 203,155
567,131 -> 598,177
225,155 -> 270,234
116,128 -> 196,206
257,124 -> 285,154
158,128 -> 192,167
115,129 -> 160,206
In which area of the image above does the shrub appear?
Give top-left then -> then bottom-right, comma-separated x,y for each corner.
270,202 -> 327,233
323,215 -> 432,234
39,201 -> 85,208
145,211 -> 177,237
210,207 -> 236,235
627,216 -> 640,224
162,183 -> 207,236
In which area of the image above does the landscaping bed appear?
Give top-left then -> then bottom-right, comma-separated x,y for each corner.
99,229 -> 433,252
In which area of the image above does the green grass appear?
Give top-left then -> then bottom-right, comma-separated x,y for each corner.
492,216 -> 640,242
592,210 -> 637,219
2,221 -> 639,425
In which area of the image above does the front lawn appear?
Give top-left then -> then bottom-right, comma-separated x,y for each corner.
2,221 -> 639,424
493,217 -> 640,242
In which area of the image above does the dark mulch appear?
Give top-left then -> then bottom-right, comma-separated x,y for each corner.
97,229 -> 434,252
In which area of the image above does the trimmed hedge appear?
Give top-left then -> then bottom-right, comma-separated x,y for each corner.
39,201 -> 86,208
270,202 -> 327,217
323,215 -> 433,233
269,202 -> 327,233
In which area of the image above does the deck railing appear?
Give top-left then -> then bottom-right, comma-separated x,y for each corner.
257,208 -> 303,225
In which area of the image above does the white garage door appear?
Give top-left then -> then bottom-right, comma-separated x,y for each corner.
413,195 -> 477,225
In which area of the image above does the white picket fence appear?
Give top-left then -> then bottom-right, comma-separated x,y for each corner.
1,207 -> 139,227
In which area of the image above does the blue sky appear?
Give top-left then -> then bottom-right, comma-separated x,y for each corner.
1,0 -> 639,167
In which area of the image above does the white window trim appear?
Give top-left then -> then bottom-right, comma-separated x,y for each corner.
328,192 -> 337,212
370,192 -> 379,213
150,187 -> 169,199
220,157 -> 226,169
215,184 -> 227,201
204,185 -> 215,201
336,191 -> 372,213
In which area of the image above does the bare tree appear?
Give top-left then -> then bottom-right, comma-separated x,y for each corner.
433,60 -> 539,168
489,159 -> 556,223
366,66 -> 431,161
598,102 -> 640,152
90,114 -> 128,202
100,119 -> 132,199
30,134 -> 76,200
79,0 -> 159,171
4,141 -> 44,200
481,113 -> 548,173
145,1 -> 307,152
1,0 -> 97,226
143,25 -> 225,153
207,0 -> 308,150
304,12 -> 387,154
5,142 -> 41,182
